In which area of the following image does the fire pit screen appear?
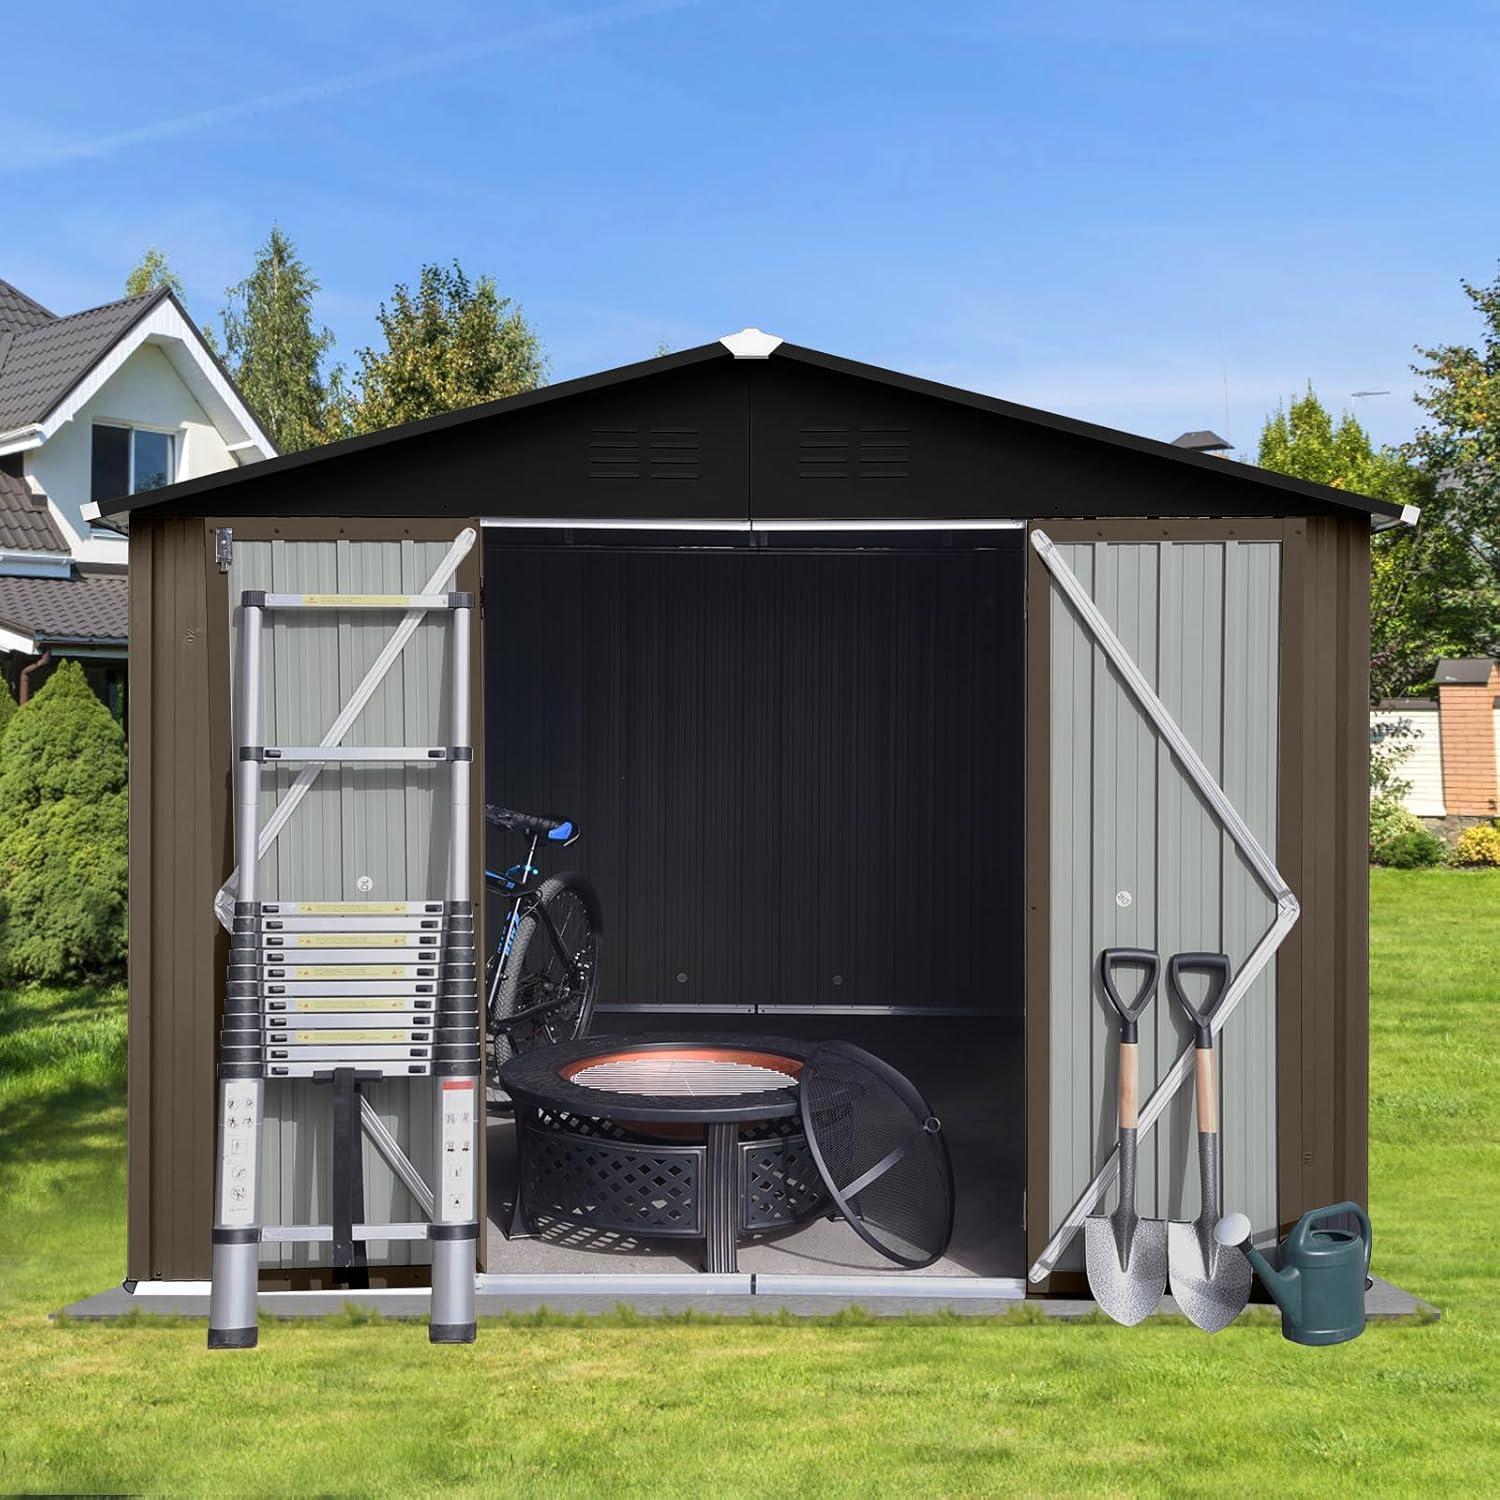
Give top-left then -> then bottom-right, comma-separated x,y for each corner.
499,1034 -> 953,1273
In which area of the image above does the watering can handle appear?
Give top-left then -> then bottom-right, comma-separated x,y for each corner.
1302,1202 -> 1373,1276
1099,948 -> 1159,1043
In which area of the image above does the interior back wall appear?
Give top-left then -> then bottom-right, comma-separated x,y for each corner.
484,538 -> 1025,1016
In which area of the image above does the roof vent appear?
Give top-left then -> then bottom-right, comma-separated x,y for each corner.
1171,430 -> 1232,457
720,327 -> 783,359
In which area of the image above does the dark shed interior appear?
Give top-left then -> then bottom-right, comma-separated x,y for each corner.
483,529 -> 1027,1275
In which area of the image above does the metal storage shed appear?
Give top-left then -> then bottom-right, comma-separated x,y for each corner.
102,331 -> 1398,1300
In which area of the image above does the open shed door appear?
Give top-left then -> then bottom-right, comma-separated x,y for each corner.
1032,525 -> 1286,1278
223,523 -> 484,1274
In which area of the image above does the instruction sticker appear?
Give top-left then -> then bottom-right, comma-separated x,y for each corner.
439,1080 -> 476,1221
218,1087 -> 259,1227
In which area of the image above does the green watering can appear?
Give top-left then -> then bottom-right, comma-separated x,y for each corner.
1215,1203 -> 1372,1346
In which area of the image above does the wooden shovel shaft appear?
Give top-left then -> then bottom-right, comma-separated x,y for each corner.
1196,1046 -> 1217,1134
1119,1041 -> 1139,1129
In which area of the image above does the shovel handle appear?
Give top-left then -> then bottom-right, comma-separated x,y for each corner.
1119,1039 -> 1139,1130
1100,948 -> 1159,1043
1168,952 -> 1232,1047
1195,1046 -> 1217,1135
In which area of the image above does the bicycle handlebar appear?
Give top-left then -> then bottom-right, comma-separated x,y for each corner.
485,804 -> 579,843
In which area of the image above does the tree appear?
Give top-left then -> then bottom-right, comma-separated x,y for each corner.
1409,265 -> 1500,664
1256,387 -> 1464,700
0,662 -> 127,981
345,262 -> 545,435
125,247 -> 184,299
217,228 -> 339,454
0,677 -> 16,742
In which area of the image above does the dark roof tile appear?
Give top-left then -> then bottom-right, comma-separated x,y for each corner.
0,471 -> 69,552
0,289 -> 164,431
0,278 -> 56,334
0,572 -> 128,644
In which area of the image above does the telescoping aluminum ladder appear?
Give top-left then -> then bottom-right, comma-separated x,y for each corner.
208,586 -> 480,1348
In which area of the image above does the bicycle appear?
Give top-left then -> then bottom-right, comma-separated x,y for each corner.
483,804 -> 603,1090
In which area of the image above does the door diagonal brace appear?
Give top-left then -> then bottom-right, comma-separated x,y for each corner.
1027,528 -> 1300,1283
213,528 -> 477,930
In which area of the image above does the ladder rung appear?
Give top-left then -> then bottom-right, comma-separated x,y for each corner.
258,902 -> 446,917
250,746 -> 459,763
263,981 -> 440,998
248,592 -> 472,611
262,930 -> 440,947
264,997 -> 435,1014
265,1043 -> 433,1062
265,1027 -> 432,1045
258,947 -> 441,966
258,915 -> 445,933
265,1012 -> 435,1030
267,1060 -> 433,1078
262,963 -> 439,980
262,1223 -> 431,1243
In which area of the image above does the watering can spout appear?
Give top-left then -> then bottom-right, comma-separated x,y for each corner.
1215,1214 -> 1301,1322
1244,1245 -> 1302,1324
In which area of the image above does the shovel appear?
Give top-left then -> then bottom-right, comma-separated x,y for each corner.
1165,951 -> 1253,1332
1085,948 -> 1168,1325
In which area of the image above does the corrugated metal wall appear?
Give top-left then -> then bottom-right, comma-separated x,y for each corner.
229,538 -> 460,1268
1048,539 -> 1281,1267
485,540 -> 1025,1015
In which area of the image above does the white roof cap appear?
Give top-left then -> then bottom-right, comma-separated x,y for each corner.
719,327 -> 783,359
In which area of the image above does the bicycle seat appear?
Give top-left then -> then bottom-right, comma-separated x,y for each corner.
485,804 -> 580,845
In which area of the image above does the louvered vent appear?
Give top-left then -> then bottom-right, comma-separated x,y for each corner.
589,427 -> 700,481
798,426 -> 910,480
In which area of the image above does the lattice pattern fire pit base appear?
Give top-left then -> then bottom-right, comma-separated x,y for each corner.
500,1036 -> 830,1271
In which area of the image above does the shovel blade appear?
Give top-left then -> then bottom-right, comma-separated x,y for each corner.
1085,1214 -> 1168,1325
1168,1219 -> 1254,1333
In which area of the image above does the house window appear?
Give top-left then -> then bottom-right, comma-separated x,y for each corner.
90,424 -> 175,502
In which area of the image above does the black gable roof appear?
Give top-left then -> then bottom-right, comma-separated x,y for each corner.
94,338 -> 1407,527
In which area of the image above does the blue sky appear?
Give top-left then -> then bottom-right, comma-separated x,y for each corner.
3,0 -> 1496,453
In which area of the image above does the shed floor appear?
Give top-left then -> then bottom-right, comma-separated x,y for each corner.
484,1015 -> 1025,1279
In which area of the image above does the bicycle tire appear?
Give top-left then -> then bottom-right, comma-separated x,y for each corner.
490,871 -> 602,1066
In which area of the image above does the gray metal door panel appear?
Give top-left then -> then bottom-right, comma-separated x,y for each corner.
1048,540 -> 1280,1269
229,537 -> 455,1268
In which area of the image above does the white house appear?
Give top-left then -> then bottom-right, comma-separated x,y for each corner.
0,277 -> 275,714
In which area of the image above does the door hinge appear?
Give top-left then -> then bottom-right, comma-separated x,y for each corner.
214,527 -> 233,572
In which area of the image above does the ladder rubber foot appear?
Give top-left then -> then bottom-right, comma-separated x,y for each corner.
429,1322 -> 476,1344
207,1326 -> 258,1350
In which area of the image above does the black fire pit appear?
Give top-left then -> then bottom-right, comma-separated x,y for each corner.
499,1034 -> 829,1272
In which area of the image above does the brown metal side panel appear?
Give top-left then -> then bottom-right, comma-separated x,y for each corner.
125,524 -> 156,1279
1335,518 -> 1371,1209
1274,521 -> 1307,1216
126,517 -> 227,1280
1275,515 -> 1370,1231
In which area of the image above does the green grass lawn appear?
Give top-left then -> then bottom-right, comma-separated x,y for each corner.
1,871 -> 1496,1495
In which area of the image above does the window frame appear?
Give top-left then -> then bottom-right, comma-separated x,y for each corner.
90,420 -> 180,501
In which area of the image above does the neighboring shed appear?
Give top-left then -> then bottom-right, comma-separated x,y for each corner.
101,333 -> 1399,1298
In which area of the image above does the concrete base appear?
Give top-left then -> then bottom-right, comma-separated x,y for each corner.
58,1272 -> 1437,1325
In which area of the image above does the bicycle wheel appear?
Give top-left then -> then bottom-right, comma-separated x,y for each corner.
490,872 -> 602,1064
